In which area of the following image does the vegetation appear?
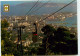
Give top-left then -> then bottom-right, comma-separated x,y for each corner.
37,25 -> 78,55
1,19 -> 18,56
1,19 -> 77,55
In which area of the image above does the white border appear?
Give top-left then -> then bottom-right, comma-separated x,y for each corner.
77,0 -> 80,55
0,1 -> 1,54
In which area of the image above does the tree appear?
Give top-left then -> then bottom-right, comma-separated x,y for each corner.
1,19 -> 9,28
1,19 -> 18,55
37,25 -> 78,55
1,40 -> 4,53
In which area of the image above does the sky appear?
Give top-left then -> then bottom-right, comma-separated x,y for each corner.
1,0 -> 76,5
1,0 -> 77,16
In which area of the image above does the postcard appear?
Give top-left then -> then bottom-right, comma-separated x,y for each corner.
0,0 -> 78,56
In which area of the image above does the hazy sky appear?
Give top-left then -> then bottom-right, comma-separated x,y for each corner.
1,0 -> 76,5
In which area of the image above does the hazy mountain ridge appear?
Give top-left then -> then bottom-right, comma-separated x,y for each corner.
1,2 -> 77,16
15,2 -> 76,7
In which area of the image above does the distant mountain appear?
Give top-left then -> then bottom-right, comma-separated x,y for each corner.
1,2 -> 77,16
16,2 -> 76,7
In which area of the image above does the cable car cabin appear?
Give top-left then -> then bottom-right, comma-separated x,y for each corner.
32,32 -> 37,43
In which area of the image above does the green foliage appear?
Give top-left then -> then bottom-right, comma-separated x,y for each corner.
1,19 -> 9,28
1,19 -> 18,55
22,33 -> 28,40
26,47 -> 38,55
2,54 -> 14,56
1,19 -> 77,55
41,25 -> 56,36
37,25 -> 78,55
1,40 -> 4,52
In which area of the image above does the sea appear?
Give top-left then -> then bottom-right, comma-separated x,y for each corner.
47,15 -> 77,27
